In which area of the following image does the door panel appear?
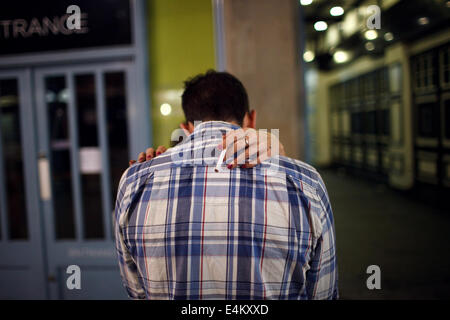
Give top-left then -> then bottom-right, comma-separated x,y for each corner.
0,62 -> 141,299
0,70 -> 46,299
45,75 -> 77,239
0,78 -> 28,239
75,73 -> 105,239
35,63 -> 132,299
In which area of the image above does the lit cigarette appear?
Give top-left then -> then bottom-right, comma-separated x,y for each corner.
215,149 -> 227,172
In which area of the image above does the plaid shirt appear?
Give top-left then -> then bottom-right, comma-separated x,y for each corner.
114,121 -> 338,300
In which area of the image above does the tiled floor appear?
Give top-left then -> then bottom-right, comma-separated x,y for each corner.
320,169 -> 450,299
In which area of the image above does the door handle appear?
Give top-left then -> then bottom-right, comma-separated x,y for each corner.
38,153 -> 52,201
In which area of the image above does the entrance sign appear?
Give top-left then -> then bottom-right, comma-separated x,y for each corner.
0,0 -> 132,55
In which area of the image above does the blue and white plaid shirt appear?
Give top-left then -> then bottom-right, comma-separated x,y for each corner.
114,121 -> 338,300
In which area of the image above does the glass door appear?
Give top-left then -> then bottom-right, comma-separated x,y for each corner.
34,62 -> 135,299
0,69 -> 46,299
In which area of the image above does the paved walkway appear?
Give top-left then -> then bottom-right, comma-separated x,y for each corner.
320,169 -> 450,299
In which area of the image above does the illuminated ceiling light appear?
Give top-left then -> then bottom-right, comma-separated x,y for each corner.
300,0 -> 313,5
303,50 -> 315,62
160,103 -> 172,116
417,17 -> 429,25
365,42 -> 375,51
314,21 -> 328,32
330,6 -> 344,17
333,51 -> 349,64
384,32 -> 394,41
364,30 -> 378,40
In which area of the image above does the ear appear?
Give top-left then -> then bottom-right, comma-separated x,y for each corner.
243,110 -> 256,129
180,121 -> 195,135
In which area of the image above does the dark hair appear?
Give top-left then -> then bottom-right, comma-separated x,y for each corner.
181,70 -> 249,126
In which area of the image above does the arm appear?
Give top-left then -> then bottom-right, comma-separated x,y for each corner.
129,129 -> 285,168
114,171 -> 146,299
305,175 -> 339,300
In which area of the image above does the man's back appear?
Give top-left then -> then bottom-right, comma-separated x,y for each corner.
115,121 -> 338,299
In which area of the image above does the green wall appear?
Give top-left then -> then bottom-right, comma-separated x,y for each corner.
147,0 -> 216,147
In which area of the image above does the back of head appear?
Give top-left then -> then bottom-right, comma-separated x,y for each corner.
181,70 -> 249,126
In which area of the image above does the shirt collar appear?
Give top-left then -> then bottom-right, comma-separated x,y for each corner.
172,121 -> 240,150
181,121 -> 241,144
192,120 -> 241,134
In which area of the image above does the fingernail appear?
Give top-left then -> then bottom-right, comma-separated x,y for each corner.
227,164 -> 232,169
217,144 -> 222,151
156,152 -> 161,155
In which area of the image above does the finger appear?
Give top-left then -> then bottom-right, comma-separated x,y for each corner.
224,135 -> 237,169
223,129 -> 254,163
240,131 -> 261,167
224,134 -> 246,165
244,129 -> 258,149
129,160 -> 136,166
137,152 -> 146,163
255,143 -> 272,164
229,130 -> 258,167
229,131 -> 257,169
228,130 -> 271,168
261,130 -> 284,157
146,148 -> 155,160
256,150 -> 269,165
244,131 -> 259,165
219,134 -> 226,151
229,146 -> 249,169
222,128 -> 246,153
266,132 -> 284,157
257,130 -> 274,158
226,129 -> 258,168
230,135 -> 239,169
244,141 -> 258,165
156,146 -> 167,156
